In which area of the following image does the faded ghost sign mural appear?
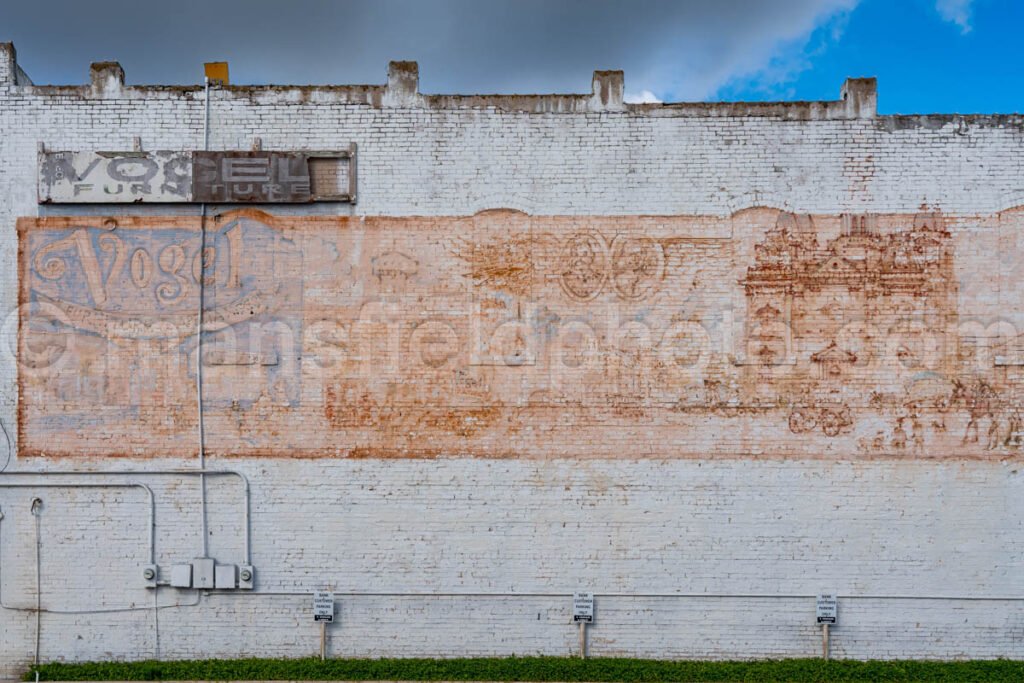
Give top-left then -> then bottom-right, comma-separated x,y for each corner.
16,207 -> 1024,458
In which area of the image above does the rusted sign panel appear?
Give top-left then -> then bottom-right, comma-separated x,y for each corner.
193,152 -> 312,203
38,148 -> 356,203
16,208 -> 1024,459
192,151 -> 354,203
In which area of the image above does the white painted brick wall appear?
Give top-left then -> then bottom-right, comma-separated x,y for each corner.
1,66 -> 1023,673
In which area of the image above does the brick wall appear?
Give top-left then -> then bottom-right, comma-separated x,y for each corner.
1,53 -> 1023,673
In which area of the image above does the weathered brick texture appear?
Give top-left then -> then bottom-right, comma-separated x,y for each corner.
1,54 -> 1023,673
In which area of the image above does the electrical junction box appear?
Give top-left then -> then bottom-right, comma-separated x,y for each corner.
142,564 -> 158,588
169,564 -> 192,588
193,558 -> 215,589
215,564 -> 237,589
238,565 -> 255,590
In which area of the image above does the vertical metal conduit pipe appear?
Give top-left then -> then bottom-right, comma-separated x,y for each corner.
31,497 -> 41,666
197,75 -> 212,558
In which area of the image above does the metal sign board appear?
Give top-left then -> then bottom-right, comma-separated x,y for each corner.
39,147 -> 356,204
193,151 -> 312,203
38,150 -> 192,203
816,593 -> 837,625
573,592 -> 594,623
313,590 -> 334,622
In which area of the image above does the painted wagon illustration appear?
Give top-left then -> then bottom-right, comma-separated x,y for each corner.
787,400 -> 854,437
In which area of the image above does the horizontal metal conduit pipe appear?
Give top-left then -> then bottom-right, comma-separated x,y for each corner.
0,482 -> 154,563
0,469 -> 250,564
210,591 -> 1024,602
0,486 -> 206,615
3,477 -> 1021,608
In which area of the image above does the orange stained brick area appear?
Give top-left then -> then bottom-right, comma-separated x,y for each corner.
17,207 -> 1024,459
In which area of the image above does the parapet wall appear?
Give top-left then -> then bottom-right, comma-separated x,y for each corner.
2,48 -> 884,117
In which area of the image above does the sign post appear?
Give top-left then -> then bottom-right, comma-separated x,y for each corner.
572,592 -> 594,659
815,593 -> 837,660
313,591 -> 334,661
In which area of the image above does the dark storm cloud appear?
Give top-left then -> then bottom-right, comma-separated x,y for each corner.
3,0 -> 856,100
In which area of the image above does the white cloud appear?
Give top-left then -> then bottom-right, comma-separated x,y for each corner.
625,89 -> 662,104
712,6 -> 855,101
635,0 -> 861,102
935,0 -> 974,33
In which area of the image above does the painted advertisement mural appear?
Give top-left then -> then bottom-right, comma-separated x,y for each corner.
16,207 -> 1024,458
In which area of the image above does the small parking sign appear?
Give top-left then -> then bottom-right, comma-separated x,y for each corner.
573,592 -> 594,623
313,591 -> 334,623
816,594 -> 837,625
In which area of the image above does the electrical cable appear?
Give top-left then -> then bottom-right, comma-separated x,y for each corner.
0,415 -> 11,473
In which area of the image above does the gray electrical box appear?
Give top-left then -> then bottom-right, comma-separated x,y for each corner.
238,564 -> 255,590
169,564 -> 192,588
142,564 -> 158,588
193,558 -> 215,589
214,564 -> 237,589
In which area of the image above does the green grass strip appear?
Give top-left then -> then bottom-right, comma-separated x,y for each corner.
25,656 -> 1024,682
